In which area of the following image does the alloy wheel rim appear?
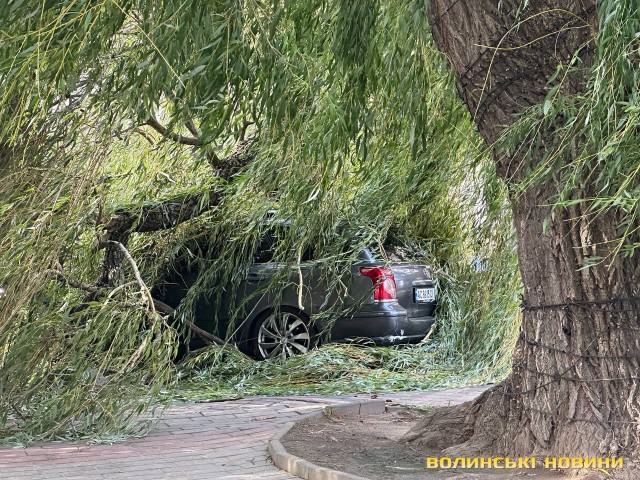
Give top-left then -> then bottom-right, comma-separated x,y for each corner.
257,312 -> 311,359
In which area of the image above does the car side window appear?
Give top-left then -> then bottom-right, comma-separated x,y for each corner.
254,231 -> 278,263
253,228 -> 314,264
299,244 -> 314,262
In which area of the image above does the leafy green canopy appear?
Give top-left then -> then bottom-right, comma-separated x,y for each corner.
0,0 -> 518,442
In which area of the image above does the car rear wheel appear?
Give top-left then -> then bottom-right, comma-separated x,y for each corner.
252,308 -> 313,360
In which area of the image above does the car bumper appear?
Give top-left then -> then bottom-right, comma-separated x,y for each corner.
330,303 -> 435,345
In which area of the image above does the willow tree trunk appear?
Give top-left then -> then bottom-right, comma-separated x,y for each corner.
405,0 -> 640,472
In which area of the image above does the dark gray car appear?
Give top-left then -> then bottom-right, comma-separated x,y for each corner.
159,235 -> 436,360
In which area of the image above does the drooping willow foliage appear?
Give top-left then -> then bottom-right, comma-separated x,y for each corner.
0,0 -> 514,442
2,0 -> 635,443
502,1 -> 640,262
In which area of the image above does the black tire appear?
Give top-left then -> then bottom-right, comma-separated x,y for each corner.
249,307 -> 316,360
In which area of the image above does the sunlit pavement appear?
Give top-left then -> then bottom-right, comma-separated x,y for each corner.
0,386 -> 489,479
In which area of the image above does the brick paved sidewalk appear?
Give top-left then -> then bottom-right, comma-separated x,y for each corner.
0,386 -> 489,480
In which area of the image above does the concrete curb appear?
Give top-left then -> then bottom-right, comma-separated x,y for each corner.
268,400 -> 385,480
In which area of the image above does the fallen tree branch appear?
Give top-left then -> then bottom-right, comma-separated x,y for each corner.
106,242 -> 227,347
46,266 -> 227,348
146,117 -> 200,146
240,120 -> 254,142
184,120 -> 201,138
46,268 -> 98,293
209,134 -> 255,178
108,241 -> 156,314
148,114 -> 223,167
185,320 -> 226,347
101,135 -> 255,238
151,298 -> 226,347
134,127 -> 156,146
91,134 -> 257,354
102,191 -> 221,236
147,115 -> 222,166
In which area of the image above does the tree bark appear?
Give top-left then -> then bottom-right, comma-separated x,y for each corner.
405,0 -> 640,472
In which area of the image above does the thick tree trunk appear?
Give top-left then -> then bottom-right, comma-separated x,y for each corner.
405,0 -> 640,473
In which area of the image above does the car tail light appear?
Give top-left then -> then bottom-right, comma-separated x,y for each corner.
359,267 -> 397,302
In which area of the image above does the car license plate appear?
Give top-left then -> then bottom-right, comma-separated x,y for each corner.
414,287 -> 435,303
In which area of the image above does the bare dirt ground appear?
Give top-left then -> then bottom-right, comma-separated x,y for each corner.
282,408 -> 579,480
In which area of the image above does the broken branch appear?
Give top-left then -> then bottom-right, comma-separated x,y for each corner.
184,120 -> 201,138
46,268 -> 98,293
46,264 -> 228,348
102,136 -> 255,237
146,117 -> 200,146
108,241 -> 156,314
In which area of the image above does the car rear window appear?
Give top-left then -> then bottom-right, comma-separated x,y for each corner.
366,237 -> 413,262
